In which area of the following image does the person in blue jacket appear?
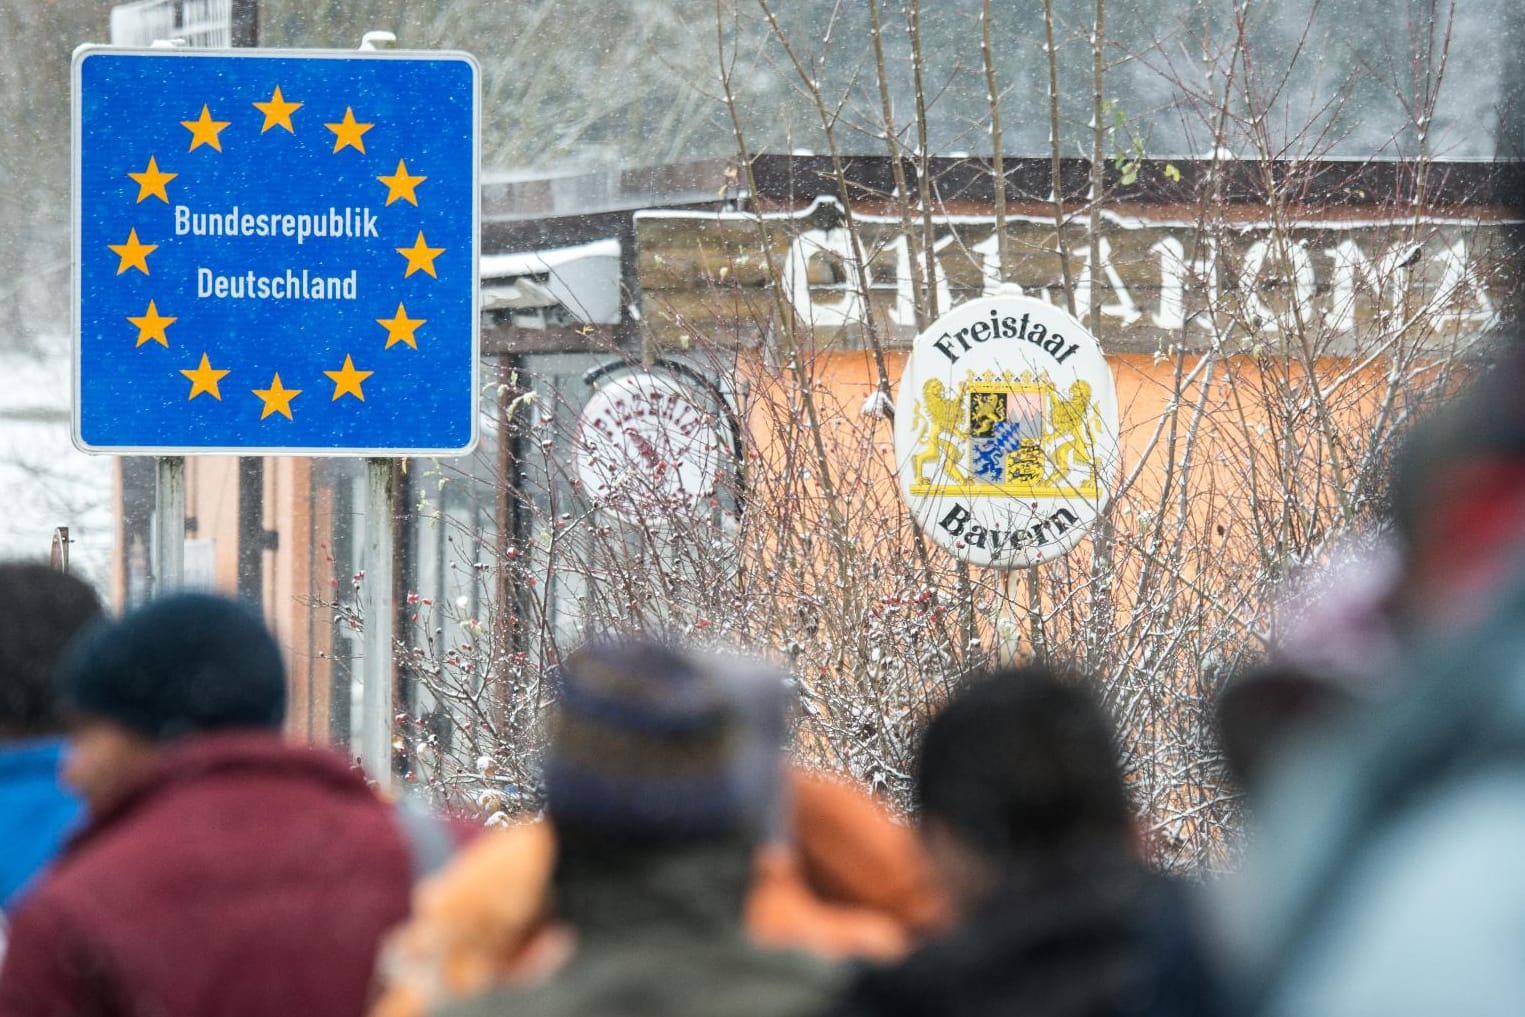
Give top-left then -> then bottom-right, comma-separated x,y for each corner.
1216,350 -> 1525,1017
0,562 -> 101,909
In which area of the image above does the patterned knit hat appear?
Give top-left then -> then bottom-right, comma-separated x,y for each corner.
544,638 -> 788,842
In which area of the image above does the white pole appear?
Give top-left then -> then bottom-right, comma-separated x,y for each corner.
357,30 -> 404,787
361,458 -> 395,787
152,455 -> 185,597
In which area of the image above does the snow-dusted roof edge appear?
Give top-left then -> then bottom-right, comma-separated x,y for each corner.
480,238 -> 621,280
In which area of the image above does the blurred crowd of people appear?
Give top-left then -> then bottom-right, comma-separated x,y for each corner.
2,358 -> 1525,1016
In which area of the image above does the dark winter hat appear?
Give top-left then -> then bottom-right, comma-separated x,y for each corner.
60,592 -> 286,741
544,637 -> 788,842
0,562 -> 102,737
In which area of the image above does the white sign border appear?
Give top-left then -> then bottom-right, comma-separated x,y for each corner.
894,295 -> 1121,569
69,45 -> 482,457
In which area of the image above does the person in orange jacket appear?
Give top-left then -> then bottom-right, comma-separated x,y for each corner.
370,765 -> 947,1017
748,768 -> 948,961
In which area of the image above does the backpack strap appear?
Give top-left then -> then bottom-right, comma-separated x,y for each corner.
392,798 -> 456,881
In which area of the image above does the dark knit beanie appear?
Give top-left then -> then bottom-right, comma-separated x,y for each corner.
544,638 -> 787,842
60,592 -> 286,741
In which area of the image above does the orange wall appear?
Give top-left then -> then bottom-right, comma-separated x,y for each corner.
736,343 -> 1409,654
185,457 -> 241,595
182,456 -> 335,746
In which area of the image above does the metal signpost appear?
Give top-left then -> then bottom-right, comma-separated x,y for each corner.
73,47 -> 480,783
109,0 -> 245,599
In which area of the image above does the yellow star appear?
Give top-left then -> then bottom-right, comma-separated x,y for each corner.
376,303 -> 426,349
253,373 -> 301,420
127,300 -> 177,348
377,159 -> 427,206
325,107 -> 373,153
324,354 -> 374,401
253,85 -> 302,134
181,105 -> 230,152
180,353 -> 230,401
127,156 -> 176,204
108,228 -> 157,276
396,232 -> 445,278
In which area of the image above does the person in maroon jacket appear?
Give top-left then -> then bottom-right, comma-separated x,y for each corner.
0,592 -> 413,1017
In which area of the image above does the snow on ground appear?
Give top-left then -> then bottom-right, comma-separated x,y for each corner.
0,342 -> 114,592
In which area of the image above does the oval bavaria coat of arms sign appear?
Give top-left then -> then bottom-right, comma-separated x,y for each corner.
893,296 -> 1119,568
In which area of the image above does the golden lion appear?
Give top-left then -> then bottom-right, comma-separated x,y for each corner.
1044,380 -> 1098,480
911,379 -> 969,484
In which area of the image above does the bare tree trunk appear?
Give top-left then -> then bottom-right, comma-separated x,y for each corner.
1043,0 -> 1078,317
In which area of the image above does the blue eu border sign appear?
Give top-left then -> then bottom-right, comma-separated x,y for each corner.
72,47 -> 480,455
